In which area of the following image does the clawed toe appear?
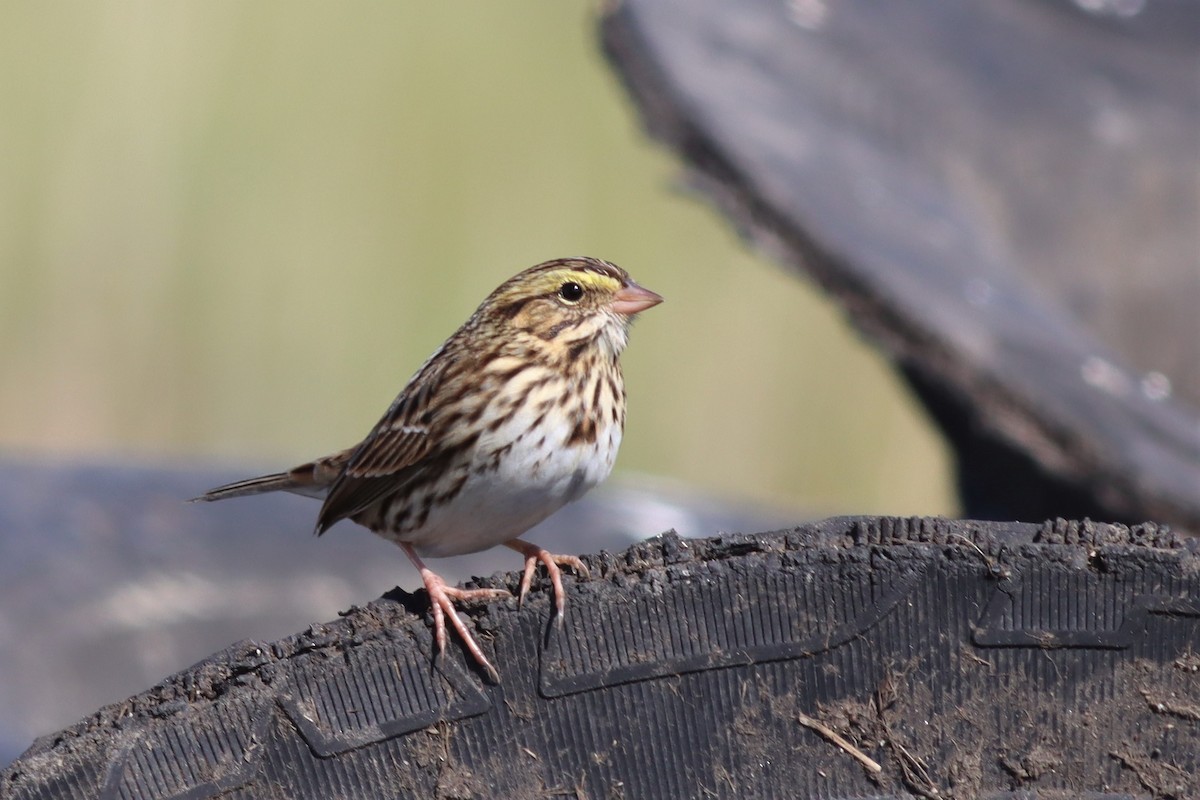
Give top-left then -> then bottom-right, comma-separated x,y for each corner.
401,543 -> 503,682
398,538 -> 589,683
443,585 -> 511,603
505,538 -> 589,616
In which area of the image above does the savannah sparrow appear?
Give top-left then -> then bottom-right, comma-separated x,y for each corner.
195,257 -> 662,681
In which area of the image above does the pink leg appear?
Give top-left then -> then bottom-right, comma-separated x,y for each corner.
504,538 -> 590,618
401,543 -> 508,682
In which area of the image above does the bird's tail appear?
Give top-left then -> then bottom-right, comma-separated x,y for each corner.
191,449 -> 353,503
192,471 -> 299,502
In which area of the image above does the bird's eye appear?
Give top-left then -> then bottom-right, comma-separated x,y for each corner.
558,281 -> 584,303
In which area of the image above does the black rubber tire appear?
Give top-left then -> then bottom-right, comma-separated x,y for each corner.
4,517 -> 1198,799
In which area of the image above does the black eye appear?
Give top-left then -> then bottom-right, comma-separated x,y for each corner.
558,281 -> 584,302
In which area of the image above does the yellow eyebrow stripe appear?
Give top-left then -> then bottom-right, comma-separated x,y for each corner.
531,269 -> 622,295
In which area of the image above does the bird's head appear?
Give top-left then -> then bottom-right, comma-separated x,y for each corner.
479,257 -> 662,360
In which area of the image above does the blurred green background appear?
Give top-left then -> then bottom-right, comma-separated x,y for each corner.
0,2 -> 954,519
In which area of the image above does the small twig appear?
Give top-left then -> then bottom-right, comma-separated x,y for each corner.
1141,688 -> 1200,721
874,681 -> 943,798
892,739 -> 940,798
962,649 -> 993,669
949,533 -> 1009,579
797,713 -> 883,774
1111,750 -> 1191,799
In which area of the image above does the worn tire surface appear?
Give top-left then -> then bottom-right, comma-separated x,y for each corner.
4,517 -> 1198,799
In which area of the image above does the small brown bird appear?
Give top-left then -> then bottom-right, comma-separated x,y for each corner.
195,257 -> 662,680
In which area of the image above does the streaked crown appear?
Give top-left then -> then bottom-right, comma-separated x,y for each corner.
474,257 -> 659,359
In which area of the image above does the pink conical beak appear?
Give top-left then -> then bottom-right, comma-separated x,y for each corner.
611,281 -> 664,316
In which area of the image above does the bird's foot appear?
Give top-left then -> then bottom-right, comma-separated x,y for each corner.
402,544 -> 508,682
504,538 -> 590,618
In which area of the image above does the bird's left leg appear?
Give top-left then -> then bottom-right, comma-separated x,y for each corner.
504,538 -> 590,617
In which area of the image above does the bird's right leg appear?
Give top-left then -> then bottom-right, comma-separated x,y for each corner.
400,543 -> 508,683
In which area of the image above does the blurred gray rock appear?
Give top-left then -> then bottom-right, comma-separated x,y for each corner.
602,0 -> 1200,530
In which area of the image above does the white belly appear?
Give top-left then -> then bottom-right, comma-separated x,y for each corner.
387,407 -> 622,558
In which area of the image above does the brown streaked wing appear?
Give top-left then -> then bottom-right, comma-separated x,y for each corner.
314,351 -> 460,534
